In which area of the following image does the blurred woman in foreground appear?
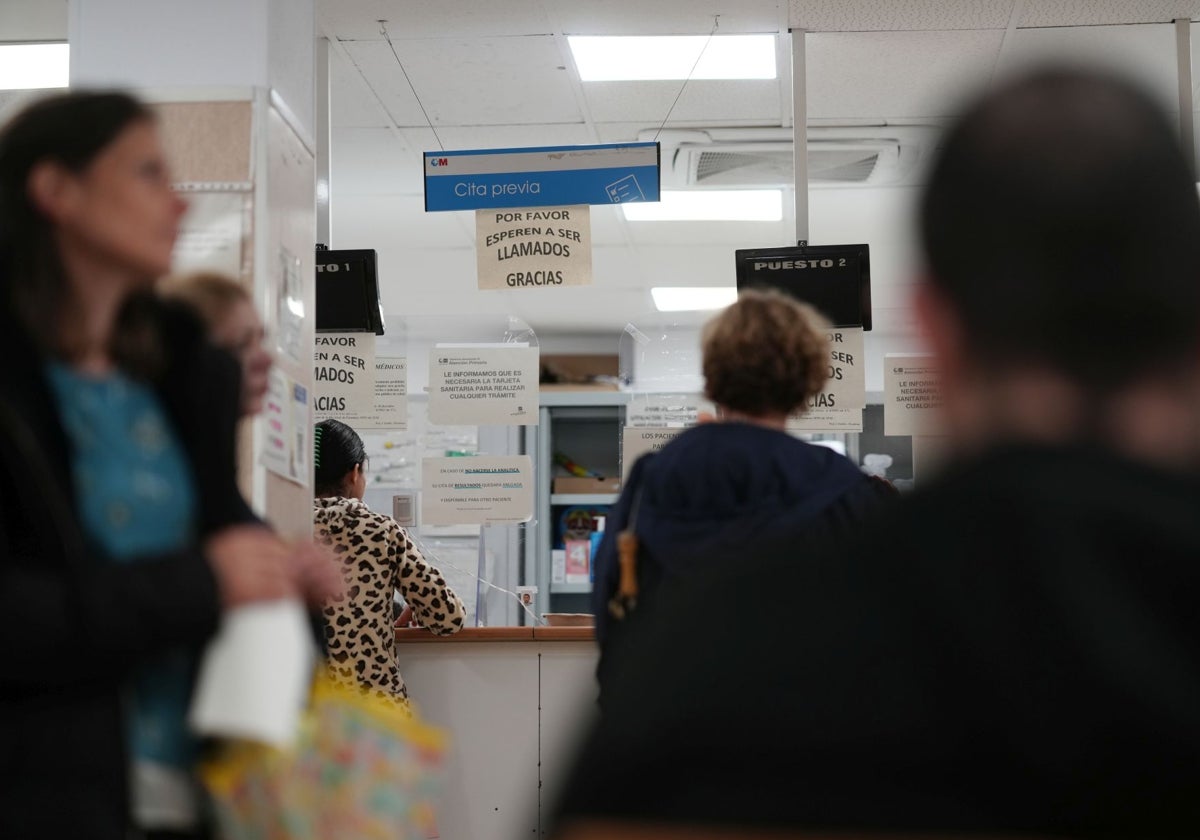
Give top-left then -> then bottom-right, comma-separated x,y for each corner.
0,90 -> 335,840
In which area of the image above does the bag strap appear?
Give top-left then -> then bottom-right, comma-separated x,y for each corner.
607,481 -> 644,621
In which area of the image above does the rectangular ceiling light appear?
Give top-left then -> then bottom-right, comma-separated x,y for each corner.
651,286 -> 738,312
568,35 -> 775,82
0,43 -> 69,90
622,189 -> 782,222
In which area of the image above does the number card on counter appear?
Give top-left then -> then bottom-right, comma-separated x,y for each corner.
884,354 -> 946,436
621,427 -> 683,482
313,332 -> 375,416
421,455 -> 534,526
337,356 -> 408,430
429,346 -> 538,426
476,205 -> 592,290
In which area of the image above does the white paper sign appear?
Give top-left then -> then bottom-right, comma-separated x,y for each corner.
621,426 -> 684,481
809,326 -> 866,412
276,246 -> 305,364
428,346 -> 538,426
260,368 -> 310,486
475,205 -> 592,290
314,332 -> 376,417
626,393 -> 715,428
172,191 -> 245,277
884,354 -> 946,436
421,455 -> 534,526
787,407 -> 864,433
339,356 -> 408,430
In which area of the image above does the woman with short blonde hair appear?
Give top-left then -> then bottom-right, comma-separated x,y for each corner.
591,288 -> 891,698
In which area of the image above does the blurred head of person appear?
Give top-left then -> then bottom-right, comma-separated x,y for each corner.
701,288 -> 831,429
0,90 -> 187,359
314,418 -> 368,500
161,272 -> 272,416
918,68 -> 1200,461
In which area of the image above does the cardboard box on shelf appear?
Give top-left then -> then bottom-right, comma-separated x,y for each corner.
553,476 -> 621,494
540,353 -> 619,390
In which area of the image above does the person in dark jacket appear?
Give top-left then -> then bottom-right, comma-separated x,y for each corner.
592,288 -> 892,695
554,68 -> 1200,839
0,91 -> 336,840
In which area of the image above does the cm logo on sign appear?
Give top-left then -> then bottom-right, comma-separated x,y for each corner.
430,157 -> 449,167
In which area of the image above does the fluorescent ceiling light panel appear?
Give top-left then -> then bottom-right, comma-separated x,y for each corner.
622,189 -> 782,222
568,35 -> 775,81
0,43 -> 69,90
651,286 -> 738,312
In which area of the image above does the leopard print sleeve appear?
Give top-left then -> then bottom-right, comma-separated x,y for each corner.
390,524 -> 466,635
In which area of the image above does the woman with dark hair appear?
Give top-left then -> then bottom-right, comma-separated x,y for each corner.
0,91 -> 337,840
313,418 -> 465,700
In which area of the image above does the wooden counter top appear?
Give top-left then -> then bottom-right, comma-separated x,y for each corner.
395,626 -> 595,644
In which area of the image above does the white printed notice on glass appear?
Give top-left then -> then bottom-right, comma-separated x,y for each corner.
475,205 -> 592,290
884,354 -> 946,437
313,332 -> 376,417
428,345 -> 538,426
421,455 -> 534,526
338,356 -> 408,431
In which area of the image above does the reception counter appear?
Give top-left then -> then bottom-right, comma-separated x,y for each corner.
396,625 -> 599,840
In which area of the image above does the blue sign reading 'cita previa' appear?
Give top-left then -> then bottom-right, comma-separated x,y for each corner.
423,142 -> 660,212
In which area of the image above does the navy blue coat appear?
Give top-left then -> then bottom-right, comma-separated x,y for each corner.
592,421 -> 891,686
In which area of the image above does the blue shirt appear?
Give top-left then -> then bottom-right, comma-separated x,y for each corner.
47,363 -> 199,769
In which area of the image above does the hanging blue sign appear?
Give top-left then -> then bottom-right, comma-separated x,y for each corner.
424,142 -> 660,212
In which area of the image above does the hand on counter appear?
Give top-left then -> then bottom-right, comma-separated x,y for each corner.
394,604 -> 415,628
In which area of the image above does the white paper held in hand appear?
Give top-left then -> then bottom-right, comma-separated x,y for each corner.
188,599 -> 316,746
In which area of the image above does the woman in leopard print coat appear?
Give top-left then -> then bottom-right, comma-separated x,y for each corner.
313,419 -> 465,698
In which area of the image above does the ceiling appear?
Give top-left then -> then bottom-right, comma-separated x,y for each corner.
316,0 -> 1200,352
6,1 -> 1200,364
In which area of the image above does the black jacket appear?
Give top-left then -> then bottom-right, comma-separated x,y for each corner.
0,296 -> 255,840
558,444 -> 1200,837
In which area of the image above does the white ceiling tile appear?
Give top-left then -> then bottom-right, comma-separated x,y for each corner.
333,195 -> 474,249
319,0 -> 553,40
415,123 -> 597,151
790,0 -> 1014,32
807,30 -> 1004,120
589,204 -> 632,245
330,48 -> 394,128
0,0 -> 68,40
584,80 -> 782,123
996,24 -> 1179,114
551,0 -> 783,35
339,41 -> 433,126
331,128 -> 420,194
345,35 -> 583,126
624,218 -> 792,247
593,122 -> 660,142
1019,1 -> 1200,27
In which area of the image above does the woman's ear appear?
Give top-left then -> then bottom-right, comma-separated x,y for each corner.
26,160 -> 77,221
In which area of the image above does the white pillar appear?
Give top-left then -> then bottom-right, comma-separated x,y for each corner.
790,28 -> 809,246
69,0 -> 319,537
